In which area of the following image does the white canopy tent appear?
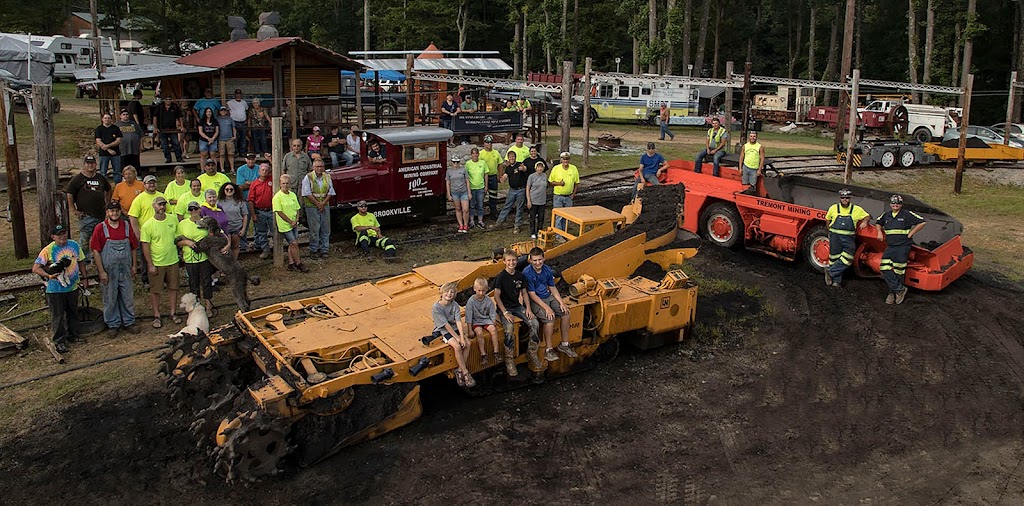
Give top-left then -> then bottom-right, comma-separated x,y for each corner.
0,35 -> 55,85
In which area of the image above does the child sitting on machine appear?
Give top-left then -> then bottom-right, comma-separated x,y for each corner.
465,277 -> 500,367
431,282 -> 475,387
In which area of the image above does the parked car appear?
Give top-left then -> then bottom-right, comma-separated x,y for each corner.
943,125 -> 1024,148
485,89 -> 597,126
990,122 -> 1024,142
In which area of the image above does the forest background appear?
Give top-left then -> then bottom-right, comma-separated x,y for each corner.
0,0 -> 1020,121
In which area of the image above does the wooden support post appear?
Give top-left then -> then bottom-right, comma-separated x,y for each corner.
954,74 -> 974,195
724,61 -> 734,150
374,72 -> 381,128
219,70 -> 227,103
289,46 -> 297,142
32,85 -> 59,248
1,90 -> 29,258
271,117 -> 284,267
1005,71 -> 1017,146
406,55 -> 415,127
582,57 -> 592,167
741,62 -> 752,145
355,72 -> 364,129
843,69 -> 860,185
560,61 -> 572,154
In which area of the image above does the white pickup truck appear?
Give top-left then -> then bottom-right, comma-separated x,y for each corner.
859,100 -> 960,143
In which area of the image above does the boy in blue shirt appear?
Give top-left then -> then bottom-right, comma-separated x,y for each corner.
633,142 -> 667,199
523,247 -> 578,362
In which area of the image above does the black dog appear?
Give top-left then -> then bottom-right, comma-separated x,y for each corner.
188,217 -> 260,311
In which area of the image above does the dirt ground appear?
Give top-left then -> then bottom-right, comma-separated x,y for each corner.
2,212 -> 1024,503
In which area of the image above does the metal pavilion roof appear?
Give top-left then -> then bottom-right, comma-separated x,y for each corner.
77,62 -> 215,85
176,37 -> 361,70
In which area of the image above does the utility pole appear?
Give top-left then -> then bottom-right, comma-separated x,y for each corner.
90,0 -> 104,77
560,60 -> 572,154
724,61 -> 734,148
1004,71 -> 1017,146
32,85 -> 59,247
271,117 -> 284,267
1,90 -> 29,258
363,0 -> 371,52
582,57 -> 592,167
954,74 -> 974,195
843,69 -> 860,184
406,55 -> 415,127
833,0 -> 856,151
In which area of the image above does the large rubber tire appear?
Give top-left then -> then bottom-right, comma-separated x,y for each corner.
801,224 -> 830,272
880,150 -> 896,168
913,127 -> 932,143
588,108 -> 598,123
554,108 -> 564,126
699,202 -> 743,248
899,149 -> 916,167
378,102 -> 397,116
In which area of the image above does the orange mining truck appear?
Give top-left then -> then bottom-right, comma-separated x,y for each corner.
633,159 -> 974,291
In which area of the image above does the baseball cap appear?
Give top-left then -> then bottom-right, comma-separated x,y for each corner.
451,155 -> 461,163
219,106 -> 228,110
245,153 -> 256,159
205,159 -> 217,166
483,135 -> 493,143
313,126 -> 321,131
153,196 -> 168,204
890,194 -> 904,204
187,201 -> 201,211
51,224 -> 68,235
838,189 -> 853,197
143,175 -> 157,183
84,155 -> 96,163
559,151 -> 570,158
355,200 -> 368,207
106,201 -> 122,210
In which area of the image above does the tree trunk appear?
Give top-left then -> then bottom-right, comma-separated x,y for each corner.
571,0 -> 580,65
523,8 -> 529,77
682,0 -> 692,72
457,1 -> 468,53
694,0 -> 712,76
788,0 -> 803,79
513,15 -> 521,79
808,6 -> 816,80
363,0 -> 370,52
666,0 -> 676,74
648,0 -> 658,74
951,21 -> 960,88
855,0 -> 862,69
821,4 -> 840,104
922,0 -> 934,103
712,0 -> 722,78
633,37 -> 640,74
1016,3 -> 1024,121
907,0 -> 920,103
545,5 -> 552,73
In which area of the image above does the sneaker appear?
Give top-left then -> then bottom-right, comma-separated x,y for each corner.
513,227 -> 520,234
479,355 -> 488,367
557,342 -> 578,358
531,234 -> 537,239
54,341 -> 69,353
476,222 -> 486,230
459,226 -> 468,234
544,348 -> 559,362
895,288 -> 908,305
320,251 -> 329,259
260,249 -> 271,260
885,293 -> 895,305
824,269 -> 832,286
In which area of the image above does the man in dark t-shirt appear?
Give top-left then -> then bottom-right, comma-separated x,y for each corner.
95,113 -> 123,181
153,98 -> 184,163
66,155 -> 112,264
495,153 -> 530,231
492,250 -> 541,370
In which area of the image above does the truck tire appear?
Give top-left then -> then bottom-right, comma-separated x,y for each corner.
913,127 -> 932,143
899,149 -> 916,167
699,202 -> 743,248
379,102 -> 397,116
880,150 -> 896,168
554,108 -> 564,126
801,224 -> 830,272
589,108 -> 598,122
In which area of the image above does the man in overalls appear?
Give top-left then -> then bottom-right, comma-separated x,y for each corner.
875,194 -> 927,304
301,159 -> 336,258
824,188 -> 871,287
90,201 -> 140,335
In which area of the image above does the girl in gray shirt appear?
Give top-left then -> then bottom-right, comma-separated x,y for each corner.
430,282 -> 475,387
526,161 -> 549,237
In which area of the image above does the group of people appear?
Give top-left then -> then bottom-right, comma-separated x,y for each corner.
445,134 -> 580,236
431,248 -> 578,387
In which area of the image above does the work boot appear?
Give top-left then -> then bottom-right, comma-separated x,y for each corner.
260,249 -> 271,260
544,348 -> 559,362
557,342 -> 578,359
895,288 -> 908,305
885,292 -> 895,305
526,339 -> 543,370
824,269 -> 832,286
504,345 -> 518,377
